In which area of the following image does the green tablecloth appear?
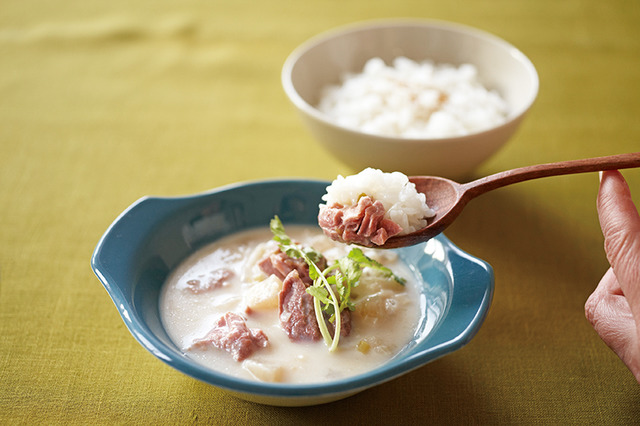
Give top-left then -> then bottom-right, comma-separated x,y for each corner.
2,0 -> 639,423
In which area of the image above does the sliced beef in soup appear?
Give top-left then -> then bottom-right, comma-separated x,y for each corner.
278,270 -> 351,341
188,312 -> 268,361
259,248 -> 326,286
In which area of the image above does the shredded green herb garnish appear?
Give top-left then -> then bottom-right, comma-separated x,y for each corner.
269,216 -> 404,351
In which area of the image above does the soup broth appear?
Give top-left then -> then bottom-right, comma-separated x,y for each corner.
159,225 -> 423,383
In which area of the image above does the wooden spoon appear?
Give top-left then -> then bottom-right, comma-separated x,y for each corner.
379,152 -> 640,249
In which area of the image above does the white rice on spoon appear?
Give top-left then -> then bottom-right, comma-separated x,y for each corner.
320,168 -> 435,235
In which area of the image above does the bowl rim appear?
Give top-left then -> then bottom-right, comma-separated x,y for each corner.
281,18 -> 539,143
91,178 -> 494,401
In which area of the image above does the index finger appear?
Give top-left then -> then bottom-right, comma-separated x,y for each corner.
597,170 -> 640,322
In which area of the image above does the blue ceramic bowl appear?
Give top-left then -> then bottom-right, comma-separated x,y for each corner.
91,179 -> 494,406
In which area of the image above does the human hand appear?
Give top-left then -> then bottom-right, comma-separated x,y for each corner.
585,170 -> 640,383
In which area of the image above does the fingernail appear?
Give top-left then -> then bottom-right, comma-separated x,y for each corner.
599,171 -> 603,182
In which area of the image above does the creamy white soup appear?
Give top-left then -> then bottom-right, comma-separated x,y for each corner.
159,224 -> 423,384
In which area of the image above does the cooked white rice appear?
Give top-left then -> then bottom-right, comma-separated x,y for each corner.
320,168 -> 435,234
317,56 -> 509,138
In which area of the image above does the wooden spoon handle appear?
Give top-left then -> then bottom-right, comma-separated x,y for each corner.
464,152 -> 640,197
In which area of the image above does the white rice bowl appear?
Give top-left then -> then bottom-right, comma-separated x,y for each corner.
320,168 -> 435,234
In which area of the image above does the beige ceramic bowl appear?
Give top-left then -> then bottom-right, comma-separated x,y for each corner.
282,20 -> 539,179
